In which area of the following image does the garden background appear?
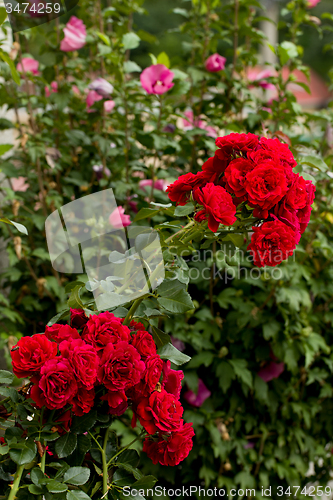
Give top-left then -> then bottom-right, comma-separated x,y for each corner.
1,0 -> 333,498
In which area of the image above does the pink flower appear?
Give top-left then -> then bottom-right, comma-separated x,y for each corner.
109,206 -> 131,229
258,361 -> 284,382
139,179 -> 168,192
104,100 -> 115,113
89,78 -> 113,98
182,110 -> 216,138
140,64 -> 174,95
72,85 -> 80,96
86,90 -> 103,111
60,16 -> 87,52
248,68 -> 275,90
11,177 -> 29,192
205,53 -> 226,72
17,57 -> 39,76
45,81 -> 58,97
307,0 -> 320,7
183,379 -> 211,407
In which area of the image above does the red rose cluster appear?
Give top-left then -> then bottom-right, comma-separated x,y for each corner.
166,133 -> 315,267
10,309 -> 194,466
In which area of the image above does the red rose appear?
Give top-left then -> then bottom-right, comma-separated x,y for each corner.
297,180 -> 316,233
244,160 -> 288,214
162,361 -> 184,400
271,205 -> 301,244
134,389 -> 183,434
201,153 -> 228,184
247,220 -> 298,267
100,390 -> 128,416
284,174 -> 308,210
45,324 -> 80,344
30,357 -> 77,410
166,172 -> 207,206
259,137 -> 297,170
59,339 -> 99,389
97,341 -> 145,392
193,183 -> 237,232
53,410 -> 72,435
136,355 -> 164,395
143,423 -> 194,466
224,157 -> 254,197
72,387 -> 95,416
82,312 -> 131,352
11,334 -> 58,379
125,319 -> 146,332
70,308 -> 88,329
131,331 -> 156,359
215,132 -> 259,156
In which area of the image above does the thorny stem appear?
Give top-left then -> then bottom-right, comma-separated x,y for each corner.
102,426 -> 110,496
164,220 -> 195,244
149,96 -> 163,203
107,430 -> 146,467
7,464 -> 25,500
123,297 -> 145,326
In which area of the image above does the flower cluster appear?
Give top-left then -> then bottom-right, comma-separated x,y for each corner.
166,133 -> 315,267
10,309 -> 194,466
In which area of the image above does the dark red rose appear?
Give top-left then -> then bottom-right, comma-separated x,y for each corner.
244,160 -> 288,215
11,334 -> 58,379
284,174 -> 308,210
297,180 -> 316,233
70,308 -> 88,329
166,172 -> 207,206
201,153 -> 228,184
97,341 -> 145,392
134,389 -> 183,434
30,357 -> 78,410
125,319 -> 146,333
162,361 -> 184,400
247,220 -> 297,267
45,324 -> 80,344
215,132 -> 259,156
259,137 -> 297,170
135,355 -> 164,396
271,205 -> 301,244
100,390 -> 128,416
82,312 -> 131,353
72,387 -> 95,416
59,339 -> 99,389
131,331 -> 156,359
193,183 -> 237,232
224,157 -> 254,197
143,423 -> 194,466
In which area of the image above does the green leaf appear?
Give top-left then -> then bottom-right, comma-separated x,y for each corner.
187,352 -> 214,369
216,361 -> 235,393
122,32 -> 141,50
71,410 -> 97,434
157,342 -> 190,365
0,218 -> 28,235
97,32 -> 110,46
133,207 -> 160,222
131,475 -> 158,490
157,289 -> 194,314
67,492 -> 92,500
124,60 -> 142,73
31,467 -> 45,486
29,484 -> 45,494
9,441 -> 37,465
227,233 -> 244,247
174,203 -> 195,217
0,370 -> 14,384
117,462 -> 143,480
64,466 -> 90,486
47,309 -> 70,326
229,359 -> 253,388
118,449 -> 140,468
0,7 -> 7,25
67,285 -> 84,310
0,49 -> 21,85
278,41 -> 298,65
0,144 -> 13,155
47,480 -> 68,493
299,155 -> 328,172
0,387 -> 19,402
156,51 -> 170,68
55,433 -> 77,458
152,326 -> 171,348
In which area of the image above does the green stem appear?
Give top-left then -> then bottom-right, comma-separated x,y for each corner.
101,427 -> 110,497
107,430 -> 145,467
164,220 -> 195,244
123,297 -> 145,326
8,464 -> 24,500
40,447 -> 46,473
